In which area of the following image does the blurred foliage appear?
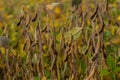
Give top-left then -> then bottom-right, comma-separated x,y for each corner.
0,0 -> 120,80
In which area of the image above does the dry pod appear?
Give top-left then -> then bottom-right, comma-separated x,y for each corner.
90,5 -> 98,20
17,16 -> 24,26
31,12 -> 38,22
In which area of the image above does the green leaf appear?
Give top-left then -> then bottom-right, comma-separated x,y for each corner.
45,70 -> 51,79
108,0 -> 116,3
113,66 -> 120,73
106,55 -> 116,70
0,28 -> 3,35
64,27 -> 82,41
80,59 -> 86,73
34,76 -> 40,80
110,72 -> 116,80
72,0 -> 81,7
104,30 -> 111,40
100,69 -> 110,77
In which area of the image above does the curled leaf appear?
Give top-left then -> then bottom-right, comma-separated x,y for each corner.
0,36 -> 10,48
64,27 -> 83,42
46,3 -> 60,11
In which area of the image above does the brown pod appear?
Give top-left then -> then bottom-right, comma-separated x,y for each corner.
51,39 -> 58,55
90,5 -> 98,20
17,16 -> 24,26
84,38 -> 91,54
95,9 -> 105,36
41,25 -> 47,33
32,13 -> 38,22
